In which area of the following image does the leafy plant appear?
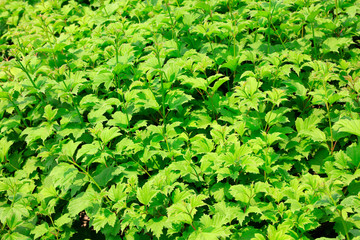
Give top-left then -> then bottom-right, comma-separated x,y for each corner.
1,0 -> 360,239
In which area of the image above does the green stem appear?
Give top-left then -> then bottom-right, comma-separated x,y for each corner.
323,82 -> 334,154
334,0 -> 338,20
154,43 -> 167,137
0,87 -> 29,127
206,90 -> 217,119
228,0 -> 237,58
166,2 -> 176,39
67,158 -> 110,202
267,2 -> 272,54
48,215 -> 59,240
189,160 -> 202,184
115,40 -> 119,64
327,189 -> 350,240
16,59 -> 45,103
264,103 -> 275,133
312,22 -> 318,59
72,96 -> 85,127
60,79 -> 85,127
271,22 -> 287,49
129,156 -> 151,177
151,156 -> 161,169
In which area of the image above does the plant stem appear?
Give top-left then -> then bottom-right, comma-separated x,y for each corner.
334,0 -> 338,20
327,188 -> 350,240
154,43 -> 167,138
59,79 -> 85,127
267,1 -> 272,54
48,215 -> 59,240
129,155 -> 151,177
188,159 -> 202,184
165,2 -> 176,39
312,22 -> 318,59
323,82 -> 334,154
16,59 -> 45,103
0,86 -> 29,127
271,22 -> 287,49
264,103 -> 275,133
66,157 -> 110,202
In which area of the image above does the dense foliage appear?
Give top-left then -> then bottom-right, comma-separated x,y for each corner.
1,0 -> 360,239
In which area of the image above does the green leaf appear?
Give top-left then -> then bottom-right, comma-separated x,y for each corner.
0,138 -> 13,162
322,37 -> 353,53
211,76 -> 229,93
68,189 -> 101,217
99,127 -> 121,145
108,111 -> 131,128
108,183 -> 128,202
31,222 -> 49,239
346,144 -> 360,170
147,216 -> 169,238
137,182 -> 157,206
46,163 -> 79,190
2,232 -> 31,240
54,213 -> 72,227
77,142 -> 101,160
163,60 -> 181,83
125,89 -> 160,112
93,166 -> 116,187
191,135 -> 214,154
229,185 -> 252,204
180,76 -> 207,91
91,71 -> 114,91
165,90 -> 193,111
61,140 -> 81,159
267,225 -> 293,240
296,115 -> 326,141
21,123 -> 54,144
333,119 -> 360,137
92,208 -> 117,232
190,194 -> 208,209
265,107 -> 290,127
242,156 -> 263,174
43,105 -> 58,121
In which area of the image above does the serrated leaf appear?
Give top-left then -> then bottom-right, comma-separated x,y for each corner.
346,144 -> 360,169
31,222 -> 49,239
61,140 -> 81,159
43,105 -> 58,121
322,37 -> 352,53
92,208 -> 117,232
99,127 -> 121,145
54,214 -> 72,227
265,107 -> 290,126
0,138 -> 13,162
77,142 -> 101,160
3,232 -> 32,240
190,194 -> 207,209
108,111 -> 131,128
180,76 -> 207,91
333,119 -> 360,137
68,189 -> 101,217
137,182 -> 157,206
165,90 -> 193,111
191,135 -> 214,154
47,163 -> 79,190
108,183 -> 128,202
91,71 -> 114,91
147,216 -> 169,238
211,76 -> 229,93
21,123 -> 54,144
229,185 -> 252,203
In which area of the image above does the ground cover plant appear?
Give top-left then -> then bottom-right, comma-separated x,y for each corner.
0,0 -> 360,239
